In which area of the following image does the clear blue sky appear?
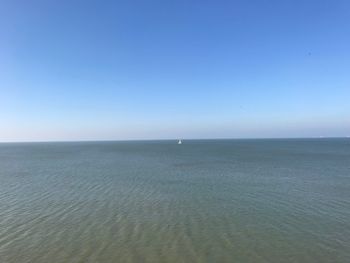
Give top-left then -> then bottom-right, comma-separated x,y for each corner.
1,0 -> 349,141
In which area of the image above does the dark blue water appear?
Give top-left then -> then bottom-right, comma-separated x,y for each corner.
0,139 -> 349,262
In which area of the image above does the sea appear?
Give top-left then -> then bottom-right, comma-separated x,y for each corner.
0,139 -> 349,262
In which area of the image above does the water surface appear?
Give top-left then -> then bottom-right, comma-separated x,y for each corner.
0,139 -> 349,262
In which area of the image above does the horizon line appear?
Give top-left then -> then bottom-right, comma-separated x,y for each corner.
0,136 -> 349,144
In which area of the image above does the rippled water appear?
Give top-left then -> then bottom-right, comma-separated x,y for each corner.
0,139 -> 349,262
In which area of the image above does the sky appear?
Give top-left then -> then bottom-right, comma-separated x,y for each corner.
1,0 -> 350,141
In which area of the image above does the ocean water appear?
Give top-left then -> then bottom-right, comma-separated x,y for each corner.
0,139 -> 349,263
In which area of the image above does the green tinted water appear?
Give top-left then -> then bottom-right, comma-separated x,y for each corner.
0,139 -> 349,262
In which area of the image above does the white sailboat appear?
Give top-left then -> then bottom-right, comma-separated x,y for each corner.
178,139 -> 182,145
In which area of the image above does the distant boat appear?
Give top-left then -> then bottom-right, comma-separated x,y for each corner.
178,139 -> 182,145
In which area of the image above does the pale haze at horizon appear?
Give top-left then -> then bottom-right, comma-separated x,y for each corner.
1,0 -> 350,142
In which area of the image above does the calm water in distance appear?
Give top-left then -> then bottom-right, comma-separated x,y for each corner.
0,139 -> 349,263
